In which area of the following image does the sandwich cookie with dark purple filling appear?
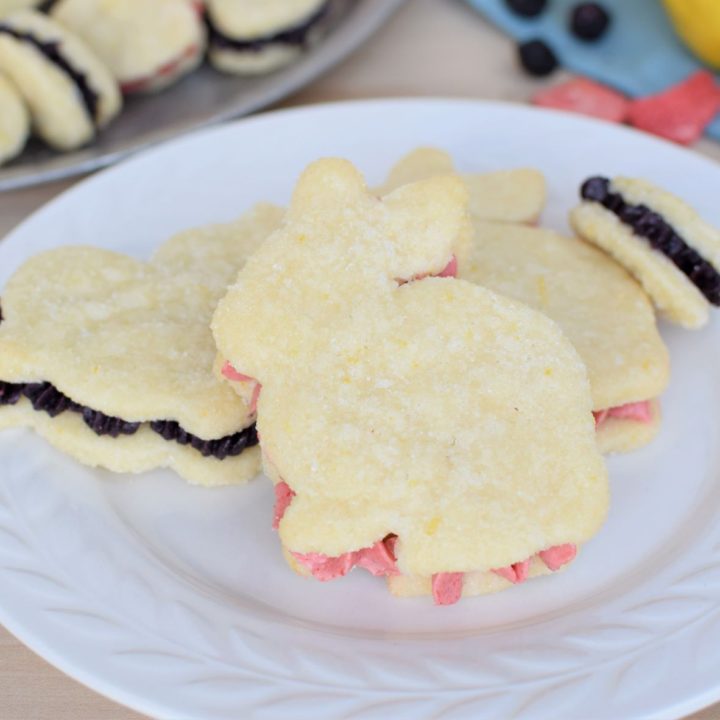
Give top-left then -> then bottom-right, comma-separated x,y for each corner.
51,0 -> 206,94
0,10 -> 121,150
0,73 -> 29,165
206,0 -> 331,75
571,176 -> 720,329
0,203 -> 283,485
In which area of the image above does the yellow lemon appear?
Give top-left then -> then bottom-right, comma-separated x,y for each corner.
664,0 -> 720,69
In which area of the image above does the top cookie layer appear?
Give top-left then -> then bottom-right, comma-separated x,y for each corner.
207,0 -> 326,39
0,203 -> 281,439
464,222 -> 669,410
213,159 -> 608,577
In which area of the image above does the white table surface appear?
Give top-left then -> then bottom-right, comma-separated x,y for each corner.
1,1 -> 718,717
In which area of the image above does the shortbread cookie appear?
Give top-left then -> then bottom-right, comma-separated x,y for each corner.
464,222 -> 669,454
570,176 -> 720,328
0,10 -> 121,150
213,158 -> 609,605
377,147 -> 547,224
0,73 -> 29,165
51,0 -> 206,94
0,204 -> 282,485
206,0 -> 331,75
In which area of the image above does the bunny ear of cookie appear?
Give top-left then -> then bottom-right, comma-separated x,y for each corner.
381,174 -> 468,280
382,147 -> 546,225
379,147 -> 455,192
288,158 -> 368,221
285,157 -> 467,281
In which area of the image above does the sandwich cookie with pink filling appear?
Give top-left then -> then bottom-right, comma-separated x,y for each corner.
213,158 -> 609,605
206,0 -> 331,75
383,150 -> 670,453
571,176 -> 720,329
0,10 -> 121,150
51,0 -> 206,94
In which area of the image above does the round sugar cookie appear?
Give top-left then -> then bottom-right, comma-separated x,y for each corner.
0,73 -> 29,164
0,10 -> 121,150
213,158 -> 609,582
51,0 -> 206,94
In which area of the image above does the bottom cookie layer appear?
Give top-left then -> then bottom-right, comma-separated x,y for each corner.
387,555 -> 557,599
0,398 -> 261,486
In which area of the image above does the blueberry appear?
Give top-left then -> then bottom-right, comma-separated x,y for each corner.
505,0 -> 547,18
518,39 -> 558,76
570,3 -> 611,42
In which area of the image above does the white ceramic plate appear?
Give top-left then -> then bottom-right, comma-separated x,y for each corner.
0,0 -> 405,192
0,99 -> 719,720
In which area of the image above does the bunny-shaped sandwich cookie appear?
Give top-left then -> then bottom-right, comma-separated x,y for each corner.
213,159 -> 609,605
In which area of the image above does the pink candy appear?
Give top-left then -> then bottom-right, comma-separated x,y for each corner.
533,78 -> 630,123
627,71 -> 720,145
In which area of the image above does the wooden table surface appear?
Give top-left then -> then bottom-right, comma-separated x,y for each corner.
1,1 -> 719,718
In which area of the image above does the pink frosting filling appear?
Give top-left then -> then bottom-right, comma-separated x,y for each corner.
538,543 -> 577,571
273,481 -> 295,530
120,43 -> 201,93
221,361 -> 262,415
221,361 -> 254,383
432,572 -> 464,605
593,400 -> 653,428
397,255 -> 458,285
493,558 -> 531,584
274,481 -> 577,604
291,537 -> 400,581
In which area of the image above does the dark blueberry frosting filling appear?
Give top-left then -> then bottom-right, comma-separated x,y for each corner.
207,1 -> 330,52
581,176 -> 720,305
151,420 -> 257,460
0,378 -> 257,459
0,24 -> 99,123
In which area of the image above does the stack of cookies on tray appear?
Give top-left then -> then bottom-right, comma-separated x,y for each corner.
2,146 -> 719,605
0,0 -> 335,163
